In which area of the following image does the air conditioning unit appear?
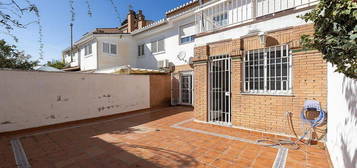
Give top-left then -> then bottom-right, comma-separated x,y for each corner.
158,59 -> 169,69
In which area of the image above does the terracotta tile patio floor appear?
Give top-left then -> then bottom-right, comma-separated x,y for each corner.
0,106 -> 331,168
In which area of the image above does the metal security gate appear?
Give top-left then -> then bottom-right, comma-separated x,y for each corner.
208,55 -> 232,125
180,72 -> 193,105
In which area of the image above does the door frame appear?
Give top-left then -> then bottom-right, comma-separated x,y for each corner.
179,71 -> 194,106
208,55 -> 232,125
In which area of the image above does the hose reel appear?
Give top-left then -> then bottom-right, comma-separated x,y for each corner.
301,100 -> 327,127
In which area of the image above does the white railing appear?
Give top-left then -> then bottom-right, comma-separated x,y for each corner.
195,0 -> 318,33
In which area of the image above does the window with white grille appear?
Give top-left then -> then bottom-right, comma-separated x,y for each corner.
244,44 -> 291,94
151,39 -> 165,54
84,44 -> 92,56
110,44 -> 117,54
103,42 -> 117,55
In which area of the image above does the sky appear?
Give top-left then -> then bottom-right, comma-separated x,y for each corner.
2,0 -> 192,64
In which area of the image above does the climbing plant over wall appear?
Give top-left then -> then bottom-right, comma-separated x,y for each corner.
300,0 -> 357,78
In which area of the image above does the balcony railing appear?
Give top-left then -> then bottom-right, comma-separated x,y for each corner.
195,0 -> 318,34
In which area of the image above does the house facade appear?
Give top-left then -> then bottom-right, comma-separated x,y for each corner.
62,10 -> 151,72
190,0 -> 326,137
62,0 -> 327,137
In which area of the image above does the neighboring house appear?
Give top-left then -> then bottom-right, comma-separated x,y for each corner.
62,0 -> 326,136
62,10 -> 152,72
131,6 -> 197,106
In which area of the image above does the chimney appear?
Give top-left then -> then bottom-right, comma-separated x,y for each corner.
137,10 -> 147,29
127,10 -> 136,33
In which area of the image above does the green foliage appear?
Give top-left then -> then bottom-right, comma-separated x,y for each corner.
299,0 -> 357,78
0,40 -> 38,70
46,60 -> 67,69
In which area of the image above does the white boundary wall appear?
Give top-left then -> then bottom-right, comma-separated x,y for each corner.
327,64 -> 357,168
0,70 -> 150,133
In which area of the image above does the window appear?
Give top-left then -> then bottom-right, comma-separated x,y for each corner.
151,39 -> 165,53
103,42 -> 117,55
84,44 -> 92,56
138,44 -> 145,57
103,43 -> 109,53
179,23 -> 195,44
110,44 -> 117,54
213,12 -> 228,27
244,44 -> 291,94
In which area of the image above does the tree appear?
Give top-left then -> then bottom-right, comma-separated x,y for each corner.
0,39 -> 38,70
300,0 -> 357,78
46,60 -> 67,69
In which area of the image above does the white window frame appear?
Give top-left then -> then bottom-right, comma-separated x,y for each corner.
151,39 -> 165,54
84,44 -> 92,57
243,44 -> 292,95
179,22 -> 196,45
138,44 -> 145,57
103,42 -> 117,55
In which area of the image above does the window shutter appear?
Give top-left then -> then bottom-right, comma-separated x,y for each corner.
180,23 -> 195,37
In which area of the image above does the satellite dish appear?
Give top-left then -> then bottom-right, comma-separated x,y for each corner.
177,51 -> 187,62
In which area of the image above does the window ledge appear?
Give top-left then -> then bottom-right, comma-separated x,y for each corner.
84,54 -> 93,58
106,53 -> 117,56
240,92 -> 294,97
180,41 -> 194,45
153,51 -> 165,55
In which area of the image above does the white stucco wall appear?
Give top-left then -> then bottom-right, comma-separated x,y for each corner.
97,35 -> 137,70
80,41 -> 98,71
0,70 -> 150,133
195,10 -> 311,46
326,64 -> 357,168
64,51 -> 79,67
134,15 -> 196,70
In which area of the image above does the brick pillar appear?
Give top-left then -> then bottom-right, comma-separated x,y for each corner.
230,39 -> 243,125
193,63 -> 208,121
193,45 -> 209,122
231,57 -> 242,126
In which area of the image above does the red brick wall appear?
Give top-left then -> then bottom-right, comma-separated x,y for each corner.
150,75 -> 171,108
193,63 -> 208,121
193,24 -> 328,136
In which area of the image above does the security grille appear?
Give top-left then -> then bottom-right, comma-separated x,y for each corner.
243,44 -> 292,94
208,55 -> 232,125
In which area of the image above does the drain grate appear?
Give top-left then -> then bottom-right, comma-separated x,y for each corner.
10,138 -> 31,168
272,148 -> 288,168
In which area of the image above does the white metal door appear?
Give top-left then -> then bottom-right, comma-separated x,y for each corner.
180,72 -> 193,105
208,55 -> 231,125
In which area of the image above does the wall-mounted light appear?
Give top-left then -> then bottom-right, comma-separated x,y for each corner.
258,32 -> 266,47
